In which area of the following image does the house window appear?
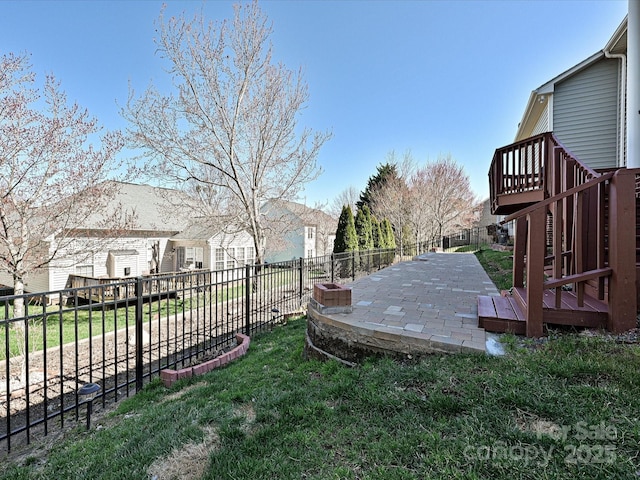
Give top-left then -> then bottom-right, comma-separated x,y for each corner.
247,247 -> 255,265
236,247 -> 245,264
124,267 -> 131,276
226,247 -> 235,269
176,247 -> 185,269
215,248 -> 224,270
75,265 -> 94,277
308,249 -> 313,259
307,227 -> 314,239
177,246 -> 204,270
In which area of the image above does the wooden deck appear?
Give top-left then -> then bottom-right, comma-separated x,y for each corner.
485,132 -> 638,337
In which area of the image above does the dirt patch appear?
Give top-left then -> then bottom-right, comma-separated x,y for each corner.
234,403 -> 256,434
147,425 -> 220,480
514,409 -> 563,440
161,382 -> 207,404
146,402 -> 256,480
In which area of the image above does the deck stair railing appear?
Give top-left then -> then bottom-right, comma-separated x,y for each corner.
497,134 -> 638,336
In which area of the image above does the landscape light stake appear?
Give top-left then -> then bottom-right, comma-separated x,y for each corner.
78,382 -> 101,430
271,308 -> 280,328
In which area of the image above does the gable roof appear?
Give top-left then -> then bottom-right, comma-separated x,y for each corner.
515,15 -> 628,141
262,199 -> 336,227
604,16 -> 627,55
81,181 -> 191,233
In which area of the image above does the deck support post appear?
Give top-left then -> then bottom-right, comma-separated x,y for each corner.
513,216 -> 526,289
607,169 -> 637,332
526,208 -> 546,337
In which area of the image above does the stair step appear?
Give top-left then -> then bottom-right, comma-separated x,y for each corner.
478,295 -> 526,335
512,287 -> 608,328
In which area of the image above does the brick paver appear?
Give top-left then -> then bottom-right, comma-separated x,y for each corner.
338,252 -> 500,353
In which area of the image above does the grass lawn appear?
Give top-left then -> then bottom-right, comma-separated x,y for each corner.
2,318 -> 639,479
474,248 -> 513,291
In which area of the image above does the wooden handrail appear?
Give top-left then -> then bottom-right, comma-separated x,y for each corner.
493,132 -> 549,154
544,267 -> 612,290
489,131 -> 638,336
501,171 -> 614,224
489,132 -> 550,203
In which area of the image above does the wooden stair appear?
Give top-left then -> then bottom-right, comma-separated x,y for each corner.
487,133 -> 640,337
478,286 -> 609,334
478,294 -> 526,335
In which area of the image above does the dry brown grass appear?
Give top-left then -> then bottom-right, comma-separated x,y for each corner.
146,402 -> 256,480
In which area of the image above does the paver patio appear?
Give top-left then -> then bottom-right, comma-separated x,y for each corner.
307,252 -> 500,359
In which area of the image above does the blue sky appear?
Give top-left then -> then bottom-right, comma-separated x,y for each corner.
0,0 -> 628,207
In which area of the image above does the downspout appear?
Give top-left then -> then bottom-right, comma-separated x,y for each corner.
603,48 -> 627,167
629,0 -> 640,168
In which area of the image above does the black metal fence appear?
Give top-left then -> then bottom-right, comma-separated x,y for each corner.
0,248 -> 397,453
398,226 -> 503,257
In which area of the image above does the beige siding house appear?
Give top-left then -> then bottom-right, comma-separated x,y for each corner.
170,224 -> 254,282
1,182 -> 255,296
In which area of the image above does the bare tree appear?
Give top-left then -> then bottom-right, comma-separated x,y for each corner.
260,200 -> 336,260
0,52 -> 125,319
329,186 -> 360,218
413,155 -> 478,246
368,152 -> 478,252
313,208 -> 338,256
124,2 -> 331,265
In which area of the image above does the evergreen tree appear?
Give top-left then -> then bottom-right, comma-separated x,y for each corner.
357,162 -> 399,210
382,218 -> 396,249
371,215 -> 383,248
355,205 -> 374,250
333,205 -> 358,253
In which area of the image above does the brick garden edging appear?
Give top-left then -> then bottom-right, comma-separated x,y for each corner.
160,333 -> 250,388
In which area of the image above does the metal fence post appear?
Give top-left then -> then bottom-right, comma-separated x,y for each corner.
298,257 -> 304,303
245,264 -> 251,336
351,251 -> 355,282
135,277 -> 144,393
330,253 -> 335,283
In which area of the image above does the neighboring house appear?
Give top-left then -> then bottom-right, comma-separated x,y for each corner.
514,16 -> 628,170
171,224 -> 254,281
476,198 -> 513,242
476,199 -> 500,231
262,200 -> 337,263
0,182 -> 255,296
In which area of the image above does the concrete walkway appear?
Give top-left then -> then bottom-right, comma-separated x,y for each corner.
332,252 -> 499,354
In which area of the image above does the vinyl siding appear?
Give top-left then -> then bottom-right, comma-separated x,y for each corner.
531,103 -> 550,136
266,227 -> 304,263
47,237 -> 151,292
553,58 -> 620,169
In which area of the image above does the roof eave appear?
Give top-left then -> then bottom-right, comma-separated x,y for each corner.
514,50 -> 605,141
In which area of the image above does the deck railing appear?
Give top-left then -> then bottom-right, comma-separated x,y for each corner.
489,133 -> 550,212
